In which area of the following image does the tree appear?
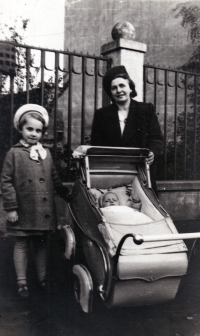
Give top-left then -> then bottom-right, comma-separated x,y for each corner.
173,3 -> 200,73
166,3 -> 200,180
0,17 -> 39,93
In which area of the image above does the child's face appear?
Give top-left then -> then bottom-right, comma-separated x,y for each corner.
102,192 -> 120,207
20,116 -> 43,145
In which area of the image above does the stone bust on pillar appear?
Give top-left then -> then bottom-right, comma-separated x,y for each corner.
101,22 -> 147,102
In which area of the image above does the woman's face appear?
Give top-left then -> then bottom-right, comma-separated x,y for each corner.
110,77 -> 132,103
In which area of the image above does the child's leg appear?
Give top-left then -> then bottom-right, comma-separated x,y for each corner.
14,236 -> 30,286
32,235 -> 47,283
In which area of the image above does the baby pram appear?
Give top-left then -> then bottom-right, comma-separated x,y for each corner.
61,146 -> 199,313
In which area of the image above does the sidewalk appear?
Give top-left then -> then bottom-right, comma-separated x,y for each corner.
0,220 -> 200,336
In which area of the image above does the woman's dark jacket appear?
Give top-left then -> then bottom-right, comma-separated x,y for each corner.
1,143 -> 69,232
91,99 -> 163,194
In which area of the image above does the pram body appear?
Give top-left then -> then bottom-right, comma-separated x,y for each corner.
63,146 -> 188,313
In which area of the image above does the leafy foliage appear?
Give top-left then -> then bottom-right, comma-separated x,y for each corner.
0,17 -> 39,93
164,3 -> 200,180
173,3 -> 200,74
173,3 -> 200,43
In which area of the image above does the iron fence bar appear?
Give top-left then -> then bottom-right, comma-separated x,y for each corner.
81,56 -> 86,144
183,73 -> 188,179
174,72 -> 178,180
154,68 -> 157,110
94,58 -> 98,112
26,48 -> 30,103
0,72 -> 2,94
104,57 -> 112,106
40,50 -> 45,106
67,54 -> 73,181
193,75 -> 197,178
54,52 -> 59,163
163,70 -> 168,180
15,43 -> 109,61
0,41 -> 112,185
143,67 -> 147,103
10,75 -> 14,147
108,57 -> 112,69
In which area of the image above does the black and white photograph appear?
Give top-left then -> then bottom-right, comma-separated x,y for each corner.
0,0 -> 200,335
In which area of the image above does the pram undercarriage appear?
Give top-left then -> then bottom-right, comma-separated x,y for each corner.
61,146 -> 199,313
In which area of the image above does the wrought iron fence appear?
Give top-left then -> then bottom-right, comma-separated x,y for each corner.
0,41 -> 199,182
0,42 -> 111,181
144,64 -> 200,181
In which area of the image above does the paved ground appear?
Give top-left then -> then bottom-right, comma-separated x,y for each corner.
1,220 -> 200,336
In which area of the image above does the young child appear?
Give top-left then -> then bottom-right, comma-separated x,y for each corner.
99,191 -> 141,211
98,191 -> 152,256
100,192 -> 120,208
1,104 -> 71,298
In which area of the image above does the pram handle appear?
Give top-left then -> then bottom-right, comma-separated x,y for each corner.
133,232 -> 200,245
145,161 -> 151,189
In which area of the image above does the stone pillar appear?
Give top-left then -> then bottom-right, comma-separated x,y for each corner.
101,22 -> 147,102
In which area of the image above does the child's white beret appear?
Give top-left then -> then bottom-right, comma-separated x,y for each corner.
14,104 -> 49,130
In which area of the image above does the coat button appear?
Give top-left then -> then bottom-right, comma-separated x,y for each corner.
39,178 -> 44,183
43,197 -> 47,201
44,214 -> 51,219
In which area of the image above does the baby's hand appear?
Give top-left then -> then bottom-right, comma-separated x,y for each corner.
131,198 -> 142,211
7,211 -> 18,223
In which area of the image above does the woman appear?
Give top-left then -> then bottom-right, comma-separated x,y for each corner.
91,65 -> 163,196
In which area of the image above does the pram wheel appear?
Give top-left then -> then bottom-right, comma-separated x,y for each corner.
73,264 -> 93,313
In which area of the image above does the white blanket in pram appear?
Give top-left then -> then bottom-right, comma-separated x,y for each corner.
99,206 -> 153,256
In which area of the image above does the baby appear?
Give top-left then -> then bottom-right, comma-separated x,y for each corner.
100,192 -> 120,207
99,191 -> 141,211
98,191 -> 152,256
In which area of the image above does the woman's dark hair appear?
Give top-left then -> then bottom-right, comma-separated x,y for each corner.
18,112 -> 47,134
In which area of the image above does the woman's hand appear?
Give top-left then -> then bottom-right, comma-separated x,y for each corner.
7,210 -> 18,223
146,151 -> 154,165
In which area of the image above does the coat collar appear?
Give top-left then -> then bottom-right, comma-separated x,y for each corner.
106,99 -> 146,146
12,142 -> 31,153
107,99 -> 146,122
12,142 -> 48,153
13,142 -> 47,148
122,99 -> 147,145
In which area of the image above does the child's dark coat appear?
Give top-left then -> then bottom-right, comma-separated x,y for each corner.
1,142 -> 64,231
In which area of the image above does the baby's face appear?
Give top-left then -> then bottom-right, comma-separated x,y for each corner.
102,193 -> 120,207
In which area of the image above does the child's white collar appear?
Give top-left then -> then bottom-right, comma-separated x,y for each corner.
20,139 -> 47,160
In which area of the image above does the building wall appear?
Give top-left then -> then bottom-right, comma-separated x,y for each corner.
62,0 -> 198,149
64,0 -> 197,68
